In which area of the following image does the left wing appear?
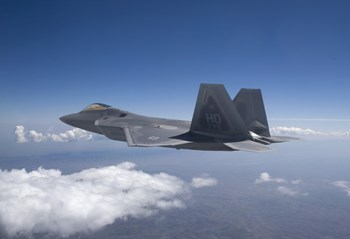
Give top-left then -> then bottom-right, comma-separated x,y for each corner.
95,118 -> 190,147
123,126 -> 190,147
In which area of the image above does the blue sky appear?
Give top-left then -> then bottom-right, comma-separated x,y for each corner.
1,0 -> 350,125
2,2 -> 350,238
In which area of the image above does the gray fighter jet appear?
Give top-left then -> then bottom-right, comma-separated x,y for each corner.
60,84 -> 293,152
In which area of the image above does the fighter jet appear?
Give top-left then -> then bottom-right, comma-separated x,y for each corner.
60,84 -> 293,152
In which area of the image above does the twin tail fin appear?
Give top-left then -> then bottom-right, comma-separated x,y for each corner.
190,84 -> 251,141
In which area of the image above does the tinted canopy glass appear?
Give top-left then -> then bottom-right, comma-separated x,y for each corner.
81,103 -> 111,112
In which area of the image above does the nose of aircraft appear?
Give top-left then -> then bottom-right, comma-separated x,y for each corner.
59,114 -> 76,125
59,115 -> 67,123
60,112 -> 103,134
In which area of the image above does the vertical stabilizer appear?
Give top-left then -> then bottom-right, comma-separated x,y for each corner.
190,84 -> 250,140
232,89 -> 271,137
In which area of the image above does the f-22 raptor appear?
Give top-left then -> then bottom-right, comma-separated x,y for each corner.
60,84 -> 292,152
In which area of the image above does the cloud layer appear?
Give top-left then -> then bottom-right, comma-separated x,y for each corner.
271,126 -> 350,137
255,172 -> 287,184
270,126 -> 322,136
191,176 -> 218,188
15,125 -> 93,143
332,181 -> 350,197
0,162 -> 216,236
255,172 -> 307,197
277,186 -> 308,197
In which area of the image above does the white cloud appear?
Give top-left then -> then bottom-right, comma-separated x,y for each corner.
47,128 -> 94,142
15,125 -> 93,143
270,126 -> 322,136
191,176 -> 218,188
271,126 -> 350,137
255,172 -> 286,184
270,118 -> 350,122
14,126 -> 28,143
277,186 -> 308,197
255,173 -> 307,197
291,180 -> 303,185
0,162 -> 218,236
332,181 -> 350,197
29,130 -> 46,142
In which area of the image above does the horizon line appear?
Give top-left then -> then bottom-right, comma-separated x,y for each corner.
270,118 -> 350,122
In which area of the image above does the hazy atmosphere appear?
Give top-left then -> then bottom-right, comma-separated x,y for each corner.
1,1 -> 350,238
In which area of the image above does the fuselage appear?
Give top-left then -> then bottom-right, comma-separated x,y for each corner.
60,105 -> 233,151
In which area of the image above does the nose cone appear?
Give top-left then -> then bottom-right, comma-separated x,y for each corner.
59,115 -> 68,124
60,112 -> 102,134
59,113 -> 77,126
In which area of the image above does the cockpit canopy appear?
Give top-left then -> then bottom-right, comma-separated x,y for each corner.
81,103 -> 111,112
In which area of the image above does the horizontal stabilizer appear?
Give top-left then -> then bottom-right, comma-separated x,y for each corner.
224,140 -> 271,152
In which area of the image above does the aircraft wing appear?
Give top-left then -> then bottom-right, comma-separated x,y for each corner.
123,127 -> 190,147
95,118 -> 190,147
